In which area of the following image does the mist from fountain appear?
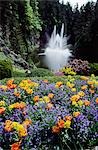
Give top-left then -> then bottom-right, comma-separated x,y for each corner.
39,24 -> 72,72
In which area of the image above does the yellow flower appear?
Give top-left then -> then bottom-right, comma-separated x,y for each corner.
78,100 -> 84,107
66,82 -> 74,89
78,91 -> 85,97
43,96 -> 50,103
64,120 -> 71,128
55,82 -> 63,88
87,80 -> 95,85
26,88 -> 33,94
73,111 -> 80,117
71,88 -> 76,92
0,101 -> 5,106
70,95 -> 80,102
80,76 -> 89,81
72,101 -> 77,106
9,104 -> 15,110
0,85 -> 8,91
12,122 -> 27,137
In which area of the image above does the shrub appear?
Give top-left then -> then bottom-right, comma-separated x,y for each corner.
30,68 -> 54,77
0,59 -> 12,79
12,67 -> 26,77
68,59 -> 90,75
89,63 -> 98,75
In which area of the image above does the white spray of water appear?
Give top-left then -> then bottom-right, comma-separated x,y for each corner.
39,24 -> 72,72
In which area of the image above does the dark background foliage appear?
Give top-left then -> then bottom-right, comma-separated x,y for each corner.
0,0 -> 98,65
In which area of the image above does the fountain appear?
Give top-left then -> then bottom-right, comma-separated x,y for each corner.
39,24 -> 72,72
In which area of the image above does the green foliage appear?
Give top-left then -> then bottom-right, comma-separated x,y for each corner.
0,0 -> 41,64
12,67 -> 26,77
0,59 -> 12,80
89,63 -> 98,75
30,68 -> 54,77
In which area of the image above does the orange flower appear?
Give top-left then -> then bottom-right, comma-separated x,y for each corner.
22,119 -> 32,128
87,80 -> 95,85
46,103 -> 53,110
65,115 -> 72,121
11,141 -> 21,150
90,84 -> 95,89
33,96 -> 39,103
14,92 -> 20,97
70,95 -> 80,102
4,120 -> 13,132
96,98 -> 98,104
56,82 -> 63,87
84,100 -> 90,106
14,102 -> 26,109
57,119 -> 65,128
52,125 -> 60,133
0,107 -> 5,114
89,89 -> 95,94
43,80 -> 48,83
48,93 -> 54,99
73,112 -> 80,117
7,79 -> 14,86
81,85 -> 88,90
9,102 -> 26,110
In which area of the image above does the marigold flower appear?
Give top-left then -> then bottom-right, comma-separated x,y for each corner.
89,89 -> 95,94
0,107 -> 5,114
22,119 -> 32,128
57,119 -> 65,128
87,80 -> 95,85
78,100 -> 84,107
72,101 -> 78,106
33,95 -> 39,102
52,125 -> 60,133
19,128 -> 27,137
0,101 -> 5,106
66,82 -> 74,89
46,103 -> 53,110
9,102 -> 26,110
55,82 -> 63,88
43,96 -> 50,103
84,100 -> 90,106
65,115 -> 72,121
0,85 -> 8,91
78,91 -> 85,97
64,120 -> 71,128
81,85 -> 88,90
11,141 -> 21,150
73,111 -> 80,117
70,95 -> 80,102
7,79 -> 14,86
12,122 -> 27,137
14,92 -> 20,97
48,93 -> 54,99
4,120 -> 13,132
95,98 -> 98,104
43,79 -> 48,83
26,88 -> 33,94
80,76 -> 89,81
71,88 -> 76,92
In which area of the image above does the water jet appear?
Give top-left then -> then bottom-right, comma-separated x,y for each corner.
39,24 -> 72,72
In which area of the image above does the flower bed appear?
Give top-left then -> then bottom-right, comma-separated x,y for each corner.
0,75 -> 98,150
